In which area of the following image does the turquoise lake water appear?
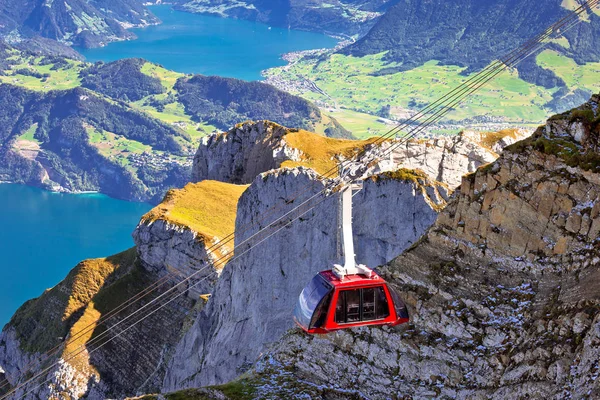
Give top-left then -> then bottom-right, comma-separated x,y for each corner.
0,184 -> 151,327
78,5 -> 338,81
0,7 -> 337,328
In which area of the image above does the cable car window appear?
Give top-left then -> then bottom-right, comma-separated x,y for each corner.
309,292 -> 332,329
335,289 -> 360,323
363,287 -> 390,321
388,286 -> 409,320
294,275 -> 332,330
335,287 -> 390,324
345,289 -> 361,322
375,287 -> 390,320
362,288 -> 376,320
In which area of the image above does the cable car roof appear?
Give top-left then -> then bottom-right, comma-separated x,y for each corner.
319,269 -> 386,288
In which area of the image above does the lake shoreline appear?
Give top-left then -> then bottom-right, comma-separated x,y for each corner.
78,4 -> 339,81
0,184 -> 152,326
0,181 -> 152,205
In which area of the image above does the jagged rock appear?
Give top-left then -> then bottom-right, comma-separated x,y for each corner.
133,219 -> 219,297
162,166 -> 448,391
242,94 -> 600,399
192,120 -> 530,190
192,121 -> 303,184
363,128 -> 530,190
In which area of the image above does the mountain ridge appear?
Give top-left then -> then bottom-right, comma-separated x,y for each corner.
0,119 -> 523,399
0,0 -> 159,49
0,45 -> 349,202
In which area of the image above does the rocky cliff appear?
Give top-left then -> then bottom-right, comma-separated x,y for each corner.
193,120 -> 529,190
163,166 -> 449,391
236,94 -> 600,399
0,118 -> 530,399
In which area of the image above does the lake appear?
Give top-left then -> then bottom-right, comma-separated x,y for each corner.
0,6 -> 336,328
78,5 -> 338,81
0,184 -> 151,327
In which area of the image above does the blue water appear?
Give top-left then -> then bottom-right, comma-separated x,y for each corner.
0,184 -> 151,327
78,5 -> 338,81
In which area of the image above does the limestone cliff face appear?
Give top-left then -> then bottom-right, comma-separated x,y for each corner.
163,166 -> 449,391
132,180 -> 248,297
192,120 -> 529,190
361,128 -> 530,190
133,220 -> 219,297
192,121 -> 303,184
244,96 -> 600,399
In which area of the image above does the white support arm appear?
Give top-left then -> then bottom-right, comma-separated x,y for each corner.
332,185 -> 372,280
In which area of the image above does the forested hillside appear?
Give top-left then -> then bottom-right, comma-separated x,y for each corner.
0,0 -> 158,48
0,84 -> 190,203
0,44 -> 350,201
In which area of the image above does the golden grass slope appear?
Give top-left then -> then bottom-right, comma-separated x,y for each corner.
9,249 -> 138,354
282,128 -> 379,176
142,181 -> 249,242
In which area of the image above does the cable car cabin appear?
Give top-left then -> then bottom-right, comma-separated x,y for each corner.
294,269 -> 409,334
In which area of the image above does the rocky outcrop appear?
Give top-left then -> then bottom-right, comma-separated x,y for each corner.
133,219 -> 219,297
192,120 -> 529,190
0,250 -> 196,400
132,180 -> 248,297
362,128 -> 530,190
163,166 -> 449,391
192,121 -> 302,184
243,95 -> 600,399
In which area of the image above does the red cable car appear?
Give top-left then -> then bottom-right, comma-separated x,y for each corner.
293,268 -> 409,334
294,185 -> 410,334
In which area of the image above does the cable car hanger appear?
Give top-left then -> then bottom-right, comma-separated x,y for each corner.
294,184 -> 409,334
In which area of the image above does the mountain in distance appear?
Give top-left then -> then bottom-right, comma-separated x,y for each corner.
343,0 -> 600,85
165,0 -> 398,35
0,0 -> 158,48
0,44 -> 351,202
264,0 -> 600,135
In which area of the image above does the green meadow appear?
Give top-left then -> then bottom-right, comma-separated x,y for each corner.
265,47 -> 600,136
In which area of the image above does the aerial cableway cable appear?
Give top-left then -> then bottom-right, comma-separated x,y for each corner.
3,2 -> 598,398
7,2 -> 596,396
8,2 -> 596,396
0,271 -> 177,391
